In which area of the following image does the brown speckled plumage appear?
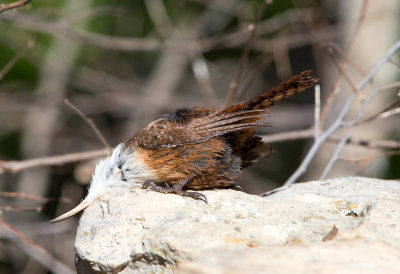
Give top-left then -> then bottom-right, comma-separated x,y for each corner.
124,70 -> 318,192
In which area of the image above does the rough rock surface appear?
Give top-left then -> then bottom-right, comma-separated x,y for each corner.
74,177 -> 400,273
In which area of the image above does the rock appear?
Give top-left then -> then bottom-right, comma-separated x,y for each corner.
178,196 -> 400,274
74,177 -> 400,273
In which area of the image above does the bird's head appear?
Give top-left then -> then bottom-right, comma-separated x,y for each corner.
50,144 -> 140,222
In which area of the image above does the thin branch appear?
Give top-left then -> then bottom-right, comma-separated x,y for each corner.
236,53 -> 274,100
0,205 -> 42,212
339,150 -> 400,173
0,12 -> 160,51
0,9 -> 336,54
261,129 -> 314,143
329,136 -> 400,150
0,0 -> 31,13
339,150 -> 400,162
319,41 -> 400,180
0,219 -> 75,274
283,39 -> 400,186
0,39 -> 34,81
320,78 -> 381,179
144,0 -> 173,37
0,148 -> 109,174
389,58 -> 400,69
356,98 -> 400,124
0,221 -> 72,239
64,99 -> 111,151
0,191 -> 70,204
376,107 -> 400,119
272,31 -> 292,80
261,129 -> 400,149
380,81 -> 400,91
328,47 -> 364,100
319,0 -> 369,124
314,84 -> 321,139
327,43 -> 368,77
225,0 -> 271,107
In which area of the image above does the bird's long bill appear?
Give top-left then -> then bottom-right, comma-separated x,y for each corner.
50,199 -> 95,223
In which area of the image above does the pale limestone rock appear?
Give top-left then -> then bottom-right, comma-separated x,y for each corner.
178,196 -> 400,274
74,177 -> 400,273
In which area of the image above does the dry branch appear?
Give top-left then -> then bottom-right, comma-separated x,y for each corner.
284,40 -> 400,186
64,99 -> 111,151
0,39 -> 33,81
0,0 -> 30,13
226,0 -> 271,107
0,191 -> 70,203
319,0 -> 369,124
261,129 -> 400,149
0,205 -> 42,212
0,148 -> 108,173
0,8 -> 336,53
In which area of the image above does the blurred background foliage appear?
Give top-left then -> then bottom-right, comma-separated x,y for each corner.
0,0 -> 399,273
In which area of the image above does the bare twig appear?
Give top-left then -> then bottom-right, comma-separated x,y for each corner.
261,129 -> 400,149
320,82 -> 385,179
339,150 -> 400,163
0,148 -> 108,174
339,150 -> 400,173
380,81 -> 400,92
226,0 -> 271,107
356,98 -> 400,123
376,107 -> 400,119
0,219 -> 75,274
389,58 -> 400,69
0,191 -> 70,204
0,205 -> 42,212
144,0 -> 173,37
327,43 -> 368,77
0,39 -> 34,81
328,48 -> 364,100
261,129 -> 314,143
0,0 -> 31,13
0,10 -> 336,53
64,99 -> 111,151
320,0 -> 369,124
0,12 -> 160,51
314,84 -> 321,139
284,39 -> 400,185
0,221 -> 72,239
236,53 -> 273,100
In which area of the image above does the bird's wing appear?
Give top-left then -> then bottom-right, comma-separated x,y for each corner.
131,107 -> 268,149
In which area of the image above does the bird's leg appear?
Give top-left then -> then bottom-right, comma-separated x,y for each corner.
142,176 -> 208,203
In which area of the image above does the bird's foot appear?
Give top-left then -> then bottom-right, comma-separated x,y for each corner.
142,177 -> 208,203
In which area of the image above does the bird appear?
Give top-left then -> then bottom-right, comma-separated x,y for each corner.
50,70 -> 318,222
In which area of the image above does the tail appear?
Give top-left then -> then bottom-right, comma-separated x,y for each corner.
220,70 -> 318,114
220,70 -> 318,168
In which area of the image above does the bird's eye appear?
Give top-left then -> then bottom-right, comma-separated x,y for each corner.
118,162 -> 123,169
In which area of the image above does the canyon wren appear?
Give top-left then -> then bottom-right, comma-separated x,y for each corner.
50,70 -> 318,222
